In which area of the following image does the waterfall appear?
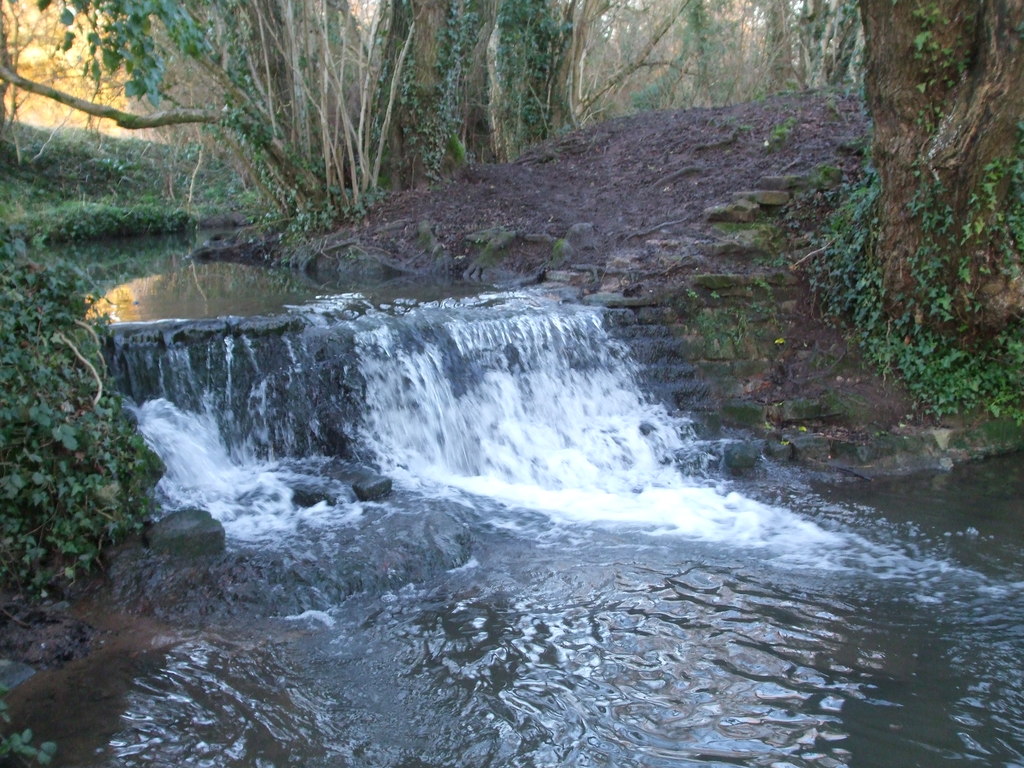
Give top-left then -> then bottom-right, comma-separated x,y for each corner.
114,291 -> 850,555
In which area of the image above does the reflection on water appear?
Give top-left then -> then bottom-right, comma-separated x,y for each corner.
34,233 -> 322,322
95,259 -> 320,323
35,233 -> 486,323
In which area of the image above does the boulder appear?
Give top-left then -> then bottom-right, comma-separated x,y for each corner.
306,244 -> 409,286
704,199 -> 759,223
565,222 -> 597,251
147,508 -> 226,557
351,472 -> 393,502
0,658 -> 36,690
722,440 -> 764,473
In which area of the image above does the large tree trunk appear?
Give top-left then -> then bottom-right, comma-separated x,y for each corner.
859,0 -> 1024,334
380,0 -> 456,190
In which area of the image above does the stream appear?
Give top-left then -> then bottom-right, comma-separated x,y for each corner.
16,244 -> 1024,767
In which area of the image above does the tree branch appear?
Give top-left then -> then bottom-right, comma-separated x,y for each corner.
0,63 -> 220,129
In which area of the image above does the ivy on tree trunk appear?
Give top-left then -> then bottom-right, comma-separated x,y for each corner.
859,0 -> 1024,335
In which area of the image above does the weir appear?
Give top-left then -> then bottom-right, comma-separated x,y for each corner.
83,289 -> 1024,768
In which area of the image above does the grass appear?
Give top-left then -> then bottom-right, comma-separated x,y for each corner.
0,123 -> 259,243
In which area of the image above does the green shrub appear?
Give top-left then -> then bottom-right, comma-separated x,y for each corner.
0,227 -> 160,593
23,201 -> 194,244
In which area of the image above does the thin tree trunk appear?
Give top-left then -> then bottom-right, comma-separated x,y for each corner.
1,7 -> 13,137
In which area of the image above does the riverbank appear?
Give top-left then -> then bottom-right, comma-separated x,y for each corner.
0,123 -> 254,244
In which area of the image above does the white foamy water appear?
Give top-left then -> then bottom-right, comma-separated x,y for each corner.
354,300 -> 857,558
133,399 -> 354,540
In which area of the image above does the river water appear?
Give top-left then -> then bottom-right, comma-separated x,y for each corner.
18,248 -> 1024,767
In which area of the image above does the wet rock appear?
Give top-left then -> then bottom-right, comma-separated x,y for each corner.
306,244 -> 410,285
291,479 -> 356,508
786,433 -> 831,461
722,440 -> 764,473
764,439 -> 794,461
351,472 -> 393,502
0,658 -> 36,689
322,462 -> 393,501
146,508 -> 226,557
104,503 -> 473,621
721,400 -> 767,429
948,418 -> 1024,459
582,292 -> 658,308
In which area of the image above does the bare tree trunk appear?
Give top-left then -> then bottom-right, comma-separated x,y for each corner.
860,0 -> 1024,334
0,5 -> 10,138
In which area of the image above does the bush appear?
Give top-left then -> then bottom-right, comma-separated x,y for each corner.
0,227 -> 160,593
24,201 -> 194,244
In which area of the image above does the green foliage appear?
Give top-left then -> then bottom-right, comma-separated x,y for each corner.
811,157 -> 1024,420
0,689 -> 57,766
44,0 -> 208,103
20,201 -> 193,243
765,117 -> 797,152
394,0 -> 479,183
0,229 -> 159,593
0,122 -> 255,235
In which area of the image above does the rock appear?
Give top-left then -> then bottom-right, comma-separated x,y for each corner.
786,433 -> 831,461
0,658 -> 36,689
566,222 -> 597,251
544,269 -> 576,283
466,227 -> 517,253
764,439 -> 794,461
306,244 -> 409,285
582,292 -> 658,308
147,508 -> 226,557
416,220 -> 445,257
198,212 -> 249,229
550,238 -> 575,266
809,164 -> 843,189
705,199 -> 759,223
723,440 -> 764,473
351,472 -> 393,502
721,400 -> 767,429
290,479 -> 356,508
692,273 -> 745,291
773,397 -> 833,423
758,174 -> 810,191
733,189 -> 791,207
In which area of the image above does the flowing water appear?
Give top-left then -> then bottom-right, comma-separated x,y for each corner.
18,287 -> 1024,767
